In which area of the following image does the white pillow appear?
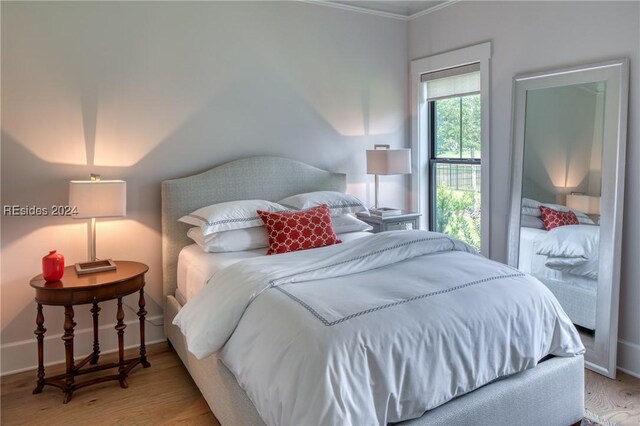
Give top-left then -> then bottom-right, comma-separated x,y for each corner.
179,200 -> 287,236
520,214 -> 545,229
187,226 -> 269,253
331,214 -> 373,233
545,256 -> 599,280
278,191 -> 368,216
535,224 -> 599,260
522,197 -> 541,208
522,206 -> 541,217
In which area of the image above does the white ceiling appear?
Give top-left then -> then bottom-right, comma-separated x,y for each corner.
329,1 -> 448,17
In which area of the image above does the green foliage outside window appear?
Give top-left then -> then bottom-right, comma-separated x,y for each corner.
435,187 -> 481,249
435,95 -> 481,159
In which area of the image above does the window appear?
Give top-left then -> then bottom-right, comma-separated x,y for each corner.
410,42 -> 491,255
429,93 -> 481,249
423,64 -> 482,249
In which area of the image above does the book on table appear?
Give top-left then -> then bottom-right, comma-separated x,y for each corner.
369,207 -> 402,217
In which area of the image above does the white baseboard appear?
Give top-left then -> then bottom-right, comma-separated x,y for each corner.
1,315 -> 165,376
617,338 -> 640,378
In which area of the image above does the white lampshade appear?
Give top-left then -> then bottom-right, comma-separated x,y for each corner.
366,148 -> 412,175
69,180 -> 127,219
566,194 -> 600,215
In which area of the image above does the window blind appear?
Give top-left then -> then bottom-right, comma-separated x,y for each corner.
421,63 -> 480,101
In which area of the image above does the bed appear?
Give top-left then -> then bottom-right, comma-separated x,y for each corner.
518,199 -> 599,330
162,156 -> 585,426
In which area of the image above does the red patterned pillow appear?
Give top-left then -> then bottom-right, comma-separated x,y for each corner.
257,204 -> 341,255
539,205 -> 579,230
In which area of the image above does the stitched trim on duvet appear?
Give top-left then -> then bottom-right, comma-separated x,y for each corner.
257,235 -> 457,325
276,272 -> 525,326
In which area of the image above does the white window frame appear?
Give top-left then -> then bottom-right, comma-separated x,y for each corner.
410,41 -> 492,257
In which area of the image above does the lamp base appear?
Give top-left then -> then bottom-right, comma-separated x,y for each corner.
75,259 -> 117,275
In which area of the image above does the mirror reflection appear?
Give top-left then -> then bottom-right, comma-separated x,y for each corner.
518,82 -> 605,350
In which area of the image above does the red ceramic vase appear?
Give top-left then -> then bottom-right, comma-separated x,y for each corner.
42,250 -> 65,282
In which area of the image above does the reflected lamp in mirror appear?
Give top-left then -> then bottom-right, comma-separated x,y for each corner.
69,174 -> 126,274
366,145 -> 411,212
566,194 -> 600,223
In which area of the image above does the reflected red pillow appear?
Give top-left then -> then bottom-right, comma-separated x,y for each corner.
257,204 -> 341,255
539,205 -> 579,230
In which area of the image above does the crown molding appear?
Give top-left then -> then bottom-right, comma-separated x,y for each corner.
300,1 -> 458,21
409,0 -> 459,20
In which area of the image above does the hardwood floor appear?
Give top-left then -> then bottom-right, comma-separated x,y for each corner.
585,369 -> 640,425
1,342 -> 638,425
1,343 -> 219,426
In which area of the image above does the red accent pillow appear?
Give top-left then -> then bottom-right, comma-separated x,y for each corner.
257,204 -> 341,255
539,205 -> 579,230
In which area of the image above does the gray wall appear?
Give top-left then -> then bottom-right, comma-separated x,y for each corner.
522,85 -> 602,204
410,0 -> 639,375
1,1 -> 408,373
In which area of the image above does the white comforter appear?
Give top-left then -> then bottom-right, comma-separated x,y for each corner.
174,231 -> 584,425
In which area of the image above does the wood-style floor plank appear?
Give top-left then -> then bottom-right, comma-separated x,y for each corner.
2,342 -> 638,425
585,369 -> 640,426
1,343 -> 219,426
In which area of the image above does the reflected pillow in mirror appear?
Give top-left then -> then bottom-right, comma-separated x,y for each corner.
522,199 -> 594,225
522,197 -> 541,209
539,205 -> 579,230
521,214 -> 545,229
536,224 -> 599,260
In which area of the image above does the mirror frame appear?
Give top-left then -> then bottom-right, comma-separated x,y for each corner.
507,59 -> 629,378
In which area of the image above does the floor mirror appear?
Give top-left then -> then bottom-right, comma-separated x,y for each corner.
507,59 -> 629,378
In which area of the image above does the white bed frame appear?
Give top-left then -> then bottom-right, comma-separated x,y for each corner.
162,156 -> 584,426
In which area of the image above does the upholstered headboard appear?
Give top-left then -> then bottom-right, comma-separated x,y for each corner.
161,156 -> 347,300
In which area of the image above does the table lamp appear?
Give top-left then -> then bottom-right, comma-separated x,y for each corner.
69,174 -> 126,274
366,145 -> 412,212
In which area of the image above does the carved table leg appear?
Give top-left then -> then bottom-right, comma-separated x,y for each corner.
62,305 -> 76,403
138,288 -> 150,368
32,303 -> 46,394
115,297 -> 128,388
90,302 -> 101,365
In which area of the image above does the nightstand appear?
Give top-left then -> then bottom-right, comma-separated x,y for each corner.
29,261 -> 150,403
356,211 -> 421,233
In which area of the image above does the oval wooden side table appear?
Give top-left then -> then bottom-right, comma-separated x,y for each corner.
29,260 -> 150,403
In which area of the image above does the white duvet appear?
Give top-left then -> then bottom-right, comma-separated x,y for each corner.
174,231 -> 584,425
